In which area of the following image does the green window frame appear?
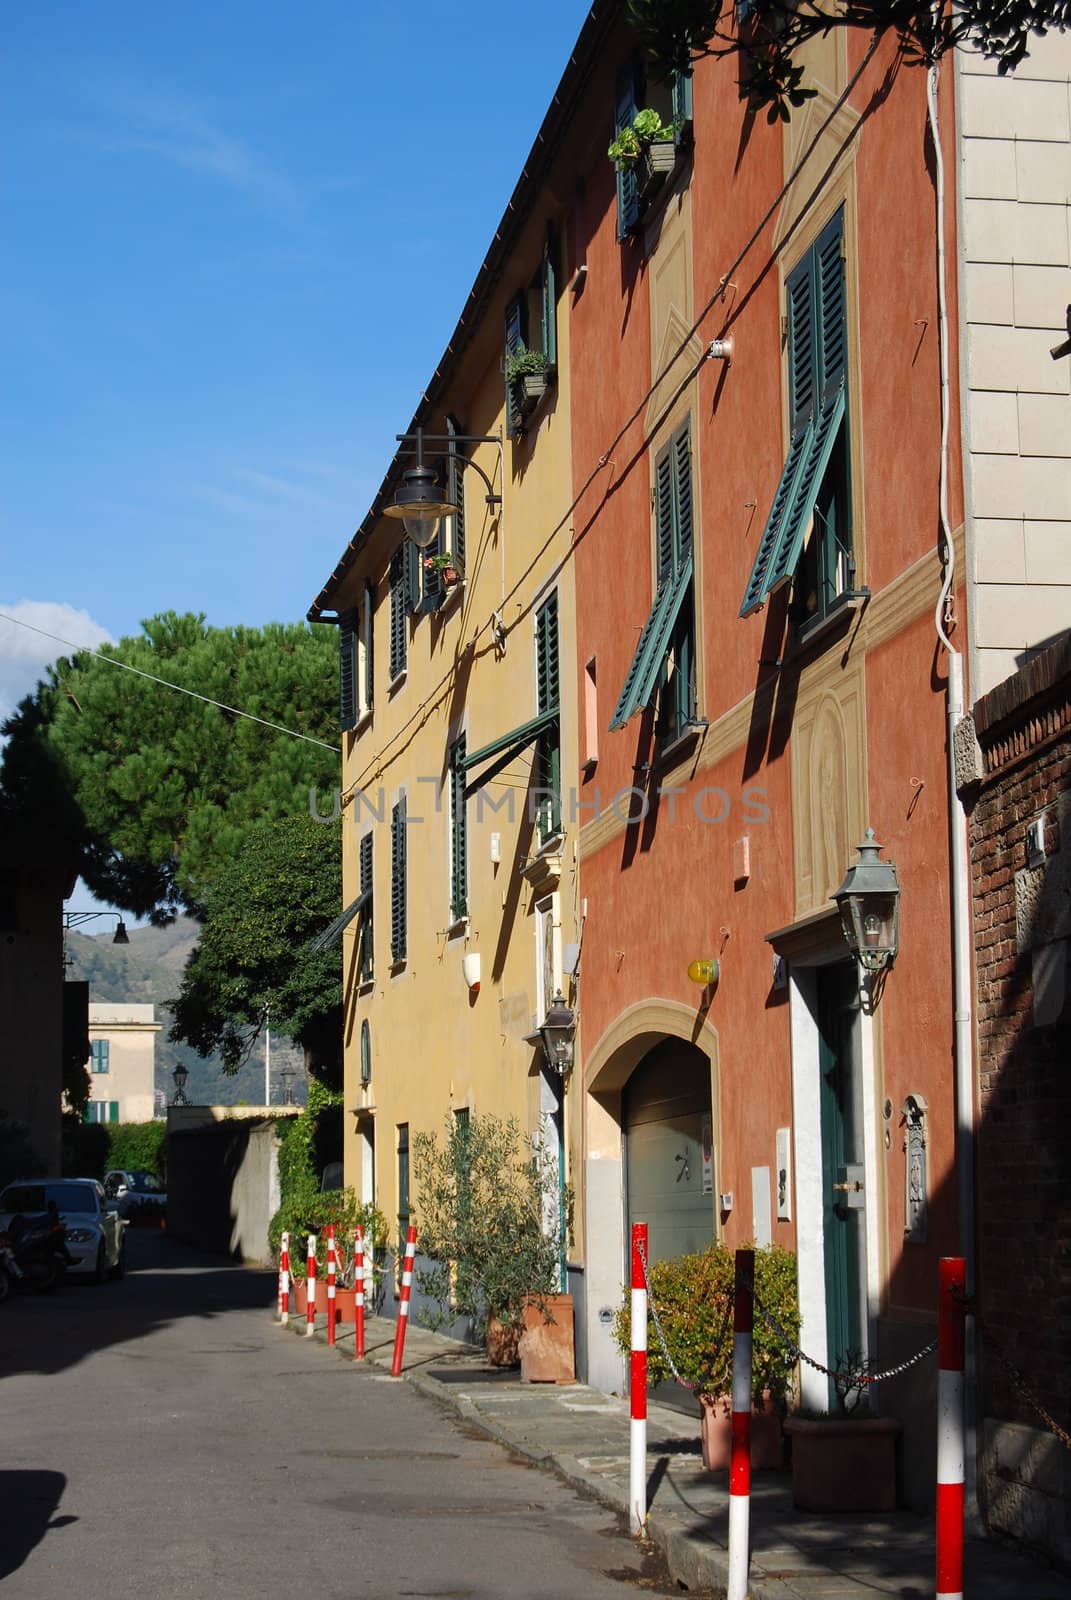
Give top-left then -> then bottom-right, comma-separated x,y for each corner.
389,549 -> 407,679
90,1039 -> 109,1075
613,62 -> 691,242
360,1019 -> 372,1087
390,796 -> 407,963
504,293 -> 527,435
397,1121 -> 410,1248
609,417 -> 696,732
86,1100 -> 119,1125
534,593 -> 561,843
739,208 -> 853,622
358,832 -> 374,982
449,735 -> 468,922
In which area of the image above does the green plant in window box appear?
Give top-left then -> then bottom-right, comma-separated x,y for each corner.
424,551 -> 462,584
505,345 -> 551,417
607,108 -> 677,168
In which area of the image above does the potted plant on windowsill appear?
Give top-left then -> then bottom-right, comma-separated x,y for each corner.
784,1350 -> 902,1511
413,1112 -> 575,1381
424,551 -> 462,587
608,108 -> 678,203
613,1242 -> 799,1471
505,346 -> 552,418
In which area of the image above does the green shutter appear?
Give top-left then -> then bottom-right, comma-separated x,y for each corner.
787,251 -> 817,430
447,416 -> 466,572
109,1101 -> 120,1124
541,232 -> 557,369
816,210 -> 846,399
450,737 -> 467,921
536,593 -> 559,714
656,451 -> 675,581
389,549 -> 406,678
363,581 -> 374,711
764,386 -> 847,596
671,68 -> 693,133
673,424 -> 693,560
423,479 -> 446,614
505,294 -> 526,433
615,62 -> 641,241
339,610 -> 358,730
360,1019 -> 372,1086
739,419 -> 814,617
404,539 -> 422,616
390,798 -> 407,962
535,594 -> 561,840
359,832 -> 374,981
609,554 -> 694,729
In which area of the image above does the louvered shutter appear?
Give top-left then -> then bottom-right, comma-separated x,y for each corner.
816,213 -> 847,400
359,832 -> 373,981
390,798 -> 406,962
655,450 -> 675,582
362,581 -> 374,711
739,420 -> 814,616
614,62 -> 641,240
447,416 -> 466,571
541,232 -> 557,370
423,469 -> 446,614
787,252 -> 817,431
505,293 -> 527,433
536,593 -> 559,715
339,611 -> 358,730
671,68 -> 693,134
389,549 -> 406,678
404,539 -> 422,616
673,426 -> 693,562
450,736 -> 467,921
535,594 -> 561,839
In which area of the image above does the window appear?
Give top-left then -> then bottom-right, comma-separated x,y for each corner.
90,1039 -> 110,1075
339,582 -> 375,730
389,549 -> 407,680
739,208 -> 854,627
86,1101 -> 119,1125
423,416 -> 467,614
357,832 -> 374,983
390,796 -> 407,963
534,594 -> 561,842
360,1019 -> 372,1087
449,735 -> 468,922
504,229 -> 558,434
613,60 -> 692,241
609,418 -> 696,734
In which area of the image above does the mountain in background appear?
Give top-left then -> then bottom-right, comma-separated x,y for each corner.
65,917 -> 307,1108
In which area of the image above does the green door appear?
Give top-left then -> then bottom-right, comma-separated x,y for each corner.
817,962 -> 866,1408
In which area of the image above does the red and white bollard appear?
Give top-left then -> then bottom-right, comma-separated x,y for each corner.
728,1248 -> 754,1600
326,1224 -> 337,1347
937,1257 -> 966,1600
390,1224 -> 417,1376
278,1231 -> 290,1325
354,1225 -> 366,1361
629,1223 -> 648,1536
305,1233 -> 317,1338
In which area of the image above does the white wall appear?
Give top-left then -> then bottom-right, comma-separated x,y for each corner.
957,34 -> 1071,698
88,1003 -> 160,1124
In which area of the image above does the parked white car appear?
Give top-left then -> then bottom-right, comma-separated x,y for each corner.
0,1178 -> 125,1282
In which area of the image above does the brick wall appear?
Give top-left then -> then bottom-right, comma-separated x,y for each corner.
968,632 -> 1070,1560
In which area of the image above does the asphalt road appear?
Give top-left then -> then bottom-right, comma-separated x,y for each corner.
0,1230 -> 678,1599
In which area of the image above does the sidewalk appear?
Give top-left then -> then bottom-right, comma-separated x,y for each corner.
286,1307 -> 1071,1599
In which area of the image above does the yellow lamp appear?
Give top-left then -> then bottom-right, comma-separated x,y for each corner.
687,958 -> 720,990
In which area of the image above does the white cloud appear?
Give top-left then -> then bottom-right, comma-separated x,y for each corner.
0,600 -> 113,723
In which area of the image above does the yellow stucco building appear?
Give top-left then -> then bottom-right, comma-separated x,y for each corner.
309,173 -> 582,1327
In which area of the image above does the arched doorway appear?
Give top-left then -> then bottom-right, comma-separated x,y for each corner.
624,1037 -> 715,1265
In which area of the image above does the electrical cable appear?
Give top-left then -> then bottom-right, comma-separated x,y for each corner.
0,609 -> 341,753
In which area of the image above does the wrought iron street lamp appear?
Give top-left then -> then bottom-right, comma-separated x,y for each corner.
171,1062 -> 190,1107
833,829 -> 901,974
539,990 -> 576,1076
382,426 -> 502,548
64,910 -> 130,945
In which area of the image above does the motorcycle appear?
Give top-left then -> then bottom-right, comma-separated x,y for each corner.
0,1210 -> 72,1294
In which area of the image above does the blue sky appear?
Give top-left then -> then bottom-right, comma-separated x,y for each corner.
1,0 -> 593,720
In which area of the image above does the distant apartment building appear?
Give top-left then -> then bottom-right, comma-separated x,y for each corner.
86,1003 -> 161,1124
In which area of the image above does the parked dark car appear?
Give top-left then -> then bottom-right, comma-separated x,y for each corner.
102,1170 -> 167,1224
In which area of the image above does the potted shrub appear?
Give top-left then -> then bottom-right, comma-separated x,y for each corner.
424,551 -> 462,587
607,108 -> 678,201
413,1112 -> 574,1378
270,1187 -> 388,1328
613,1242 -> 800,1471
784,1351 -> 901,1511
505,346 -> 551,418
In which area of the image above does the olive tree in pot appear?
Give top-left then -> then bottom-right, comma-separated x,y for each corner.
413,1112 -> 574,1377
613,1242 -> 800,1470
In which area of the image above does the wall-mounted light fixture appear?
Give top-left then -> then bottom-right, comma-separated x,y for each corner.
832,828 -> 901,974
461,952 -> 481,994
687,958 -> 720,996
65,909 -> 130,945
382,425 -> 503,548
539,990 -> 576,1076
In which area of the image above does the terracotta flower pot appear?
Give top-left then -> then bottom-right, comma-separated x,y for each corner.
486,1316 -> 521,1367
519,1293 -> 575,1384
699,1392 -> 784,1472
784,1415 -> 901,1511
290,1279 -> 355,1328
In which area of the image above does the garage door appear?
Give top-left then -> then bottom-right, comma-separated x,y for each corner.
624,1037 -> 714,1267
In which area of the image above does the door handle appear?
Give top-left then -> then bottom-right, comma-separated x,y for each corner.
832,1180 -> 862,1193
